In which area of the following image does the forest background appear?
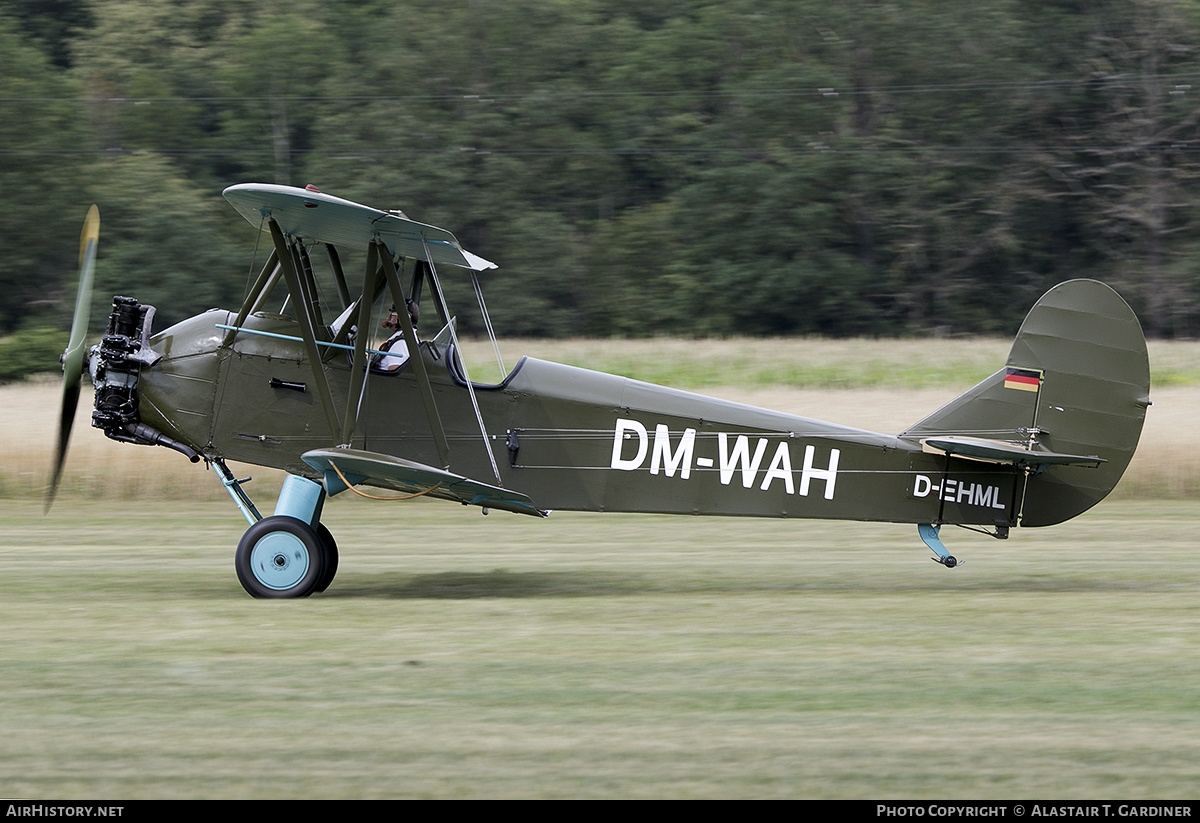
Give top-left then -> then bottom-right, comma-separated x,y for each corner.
4,0 -> 1200,381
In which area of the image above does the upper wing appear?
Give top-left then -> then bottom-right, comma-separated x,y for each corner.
223,183 -> 497,272
302,448 -> 546,517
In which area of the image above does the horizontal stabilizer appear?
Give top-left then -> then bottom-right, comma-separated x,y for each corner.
921,436 -> 1104,469
302,448 -> 545,517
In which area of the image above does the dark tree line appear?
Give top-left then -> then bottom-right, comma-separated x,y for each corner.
4,0 -> 1200,365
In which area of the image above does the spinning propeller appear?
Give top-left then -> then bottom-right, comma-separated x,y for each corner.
46,205 -> 99,512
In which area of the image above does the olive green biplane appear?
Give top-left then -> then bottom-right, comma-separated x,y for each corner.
49,184 -> 1151,597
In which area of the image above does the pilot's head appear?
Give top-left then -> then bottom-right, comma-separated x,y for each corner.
382,300 -> 419,331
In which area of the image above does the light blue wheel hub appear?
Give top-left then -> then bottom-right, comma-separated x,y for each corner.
248,530 -> 312,591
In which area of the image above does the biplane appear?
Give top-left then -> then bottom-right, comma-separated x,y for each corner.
49,184 -> 1152,598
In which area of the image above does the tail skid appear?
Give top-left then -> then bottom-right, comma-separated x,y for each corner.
918,523 -> 962,568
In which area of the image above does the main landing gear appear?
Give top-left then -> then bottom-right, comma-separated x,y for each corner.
235,515 -> 339,598
216,463 -> 338,598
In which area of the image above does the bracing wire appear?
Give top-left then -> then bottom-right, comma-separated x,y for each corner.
470,269 -> 506,378
424,241 -> 504,486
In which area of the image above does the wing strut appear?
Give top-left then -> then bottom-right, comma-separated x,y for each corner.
339,242 -> 380,446
377,241 -> 453,470
325,244 -> 351,311
268,218 -> 342,443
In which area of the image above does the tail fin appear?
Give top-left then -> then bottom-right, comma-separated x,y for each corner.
903,280 -> 1150,527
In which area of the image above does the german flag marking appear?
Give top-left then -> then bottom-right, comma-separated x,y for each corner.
1004,367 -> 1042,392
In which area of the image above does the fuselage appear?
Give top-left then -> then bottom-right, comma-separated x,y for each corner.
133,308 -> 1021,527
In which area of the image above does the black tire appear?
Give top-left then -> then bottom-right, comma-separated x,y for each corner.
235,516 -> 327,599
314,523 -> 339,593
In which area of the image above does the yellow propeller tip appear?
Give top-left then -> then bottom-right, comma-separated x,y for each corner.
78,204 -> 99,266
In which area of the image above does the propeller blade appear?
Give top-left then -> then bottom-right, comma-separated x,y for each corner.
46,205 -> 99,512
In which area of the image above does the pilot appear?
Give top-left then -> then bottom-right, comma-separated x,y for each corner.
375,300 -> 419,372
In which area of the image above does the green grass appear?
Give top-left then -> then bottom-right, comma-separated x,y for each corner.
2,498 -> 1199,798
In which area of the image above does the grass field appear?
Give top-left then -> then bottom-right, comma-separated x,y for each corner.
3,499 -> 1199,798
2,337 -> 1198,798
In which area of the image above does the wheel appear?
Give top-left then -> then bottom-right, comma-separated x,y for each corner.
313,523 -> 339,594
235,516 -> 327,599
